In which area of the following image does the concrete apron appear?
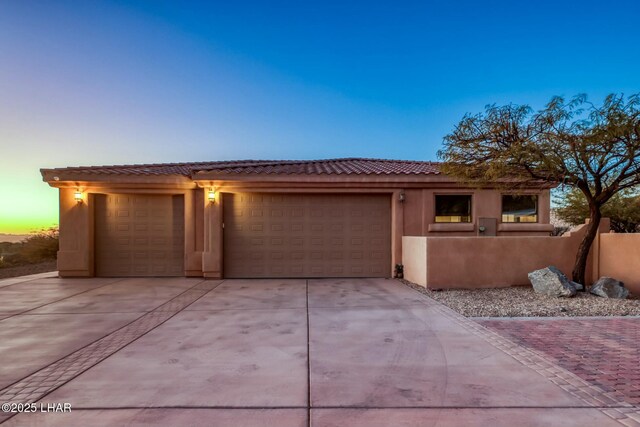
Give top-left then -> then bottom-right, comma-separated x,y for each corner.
2,278 -> 629,426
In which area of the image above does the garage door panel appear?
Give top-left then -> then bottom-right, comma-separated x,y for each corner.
223,193 -> 391,278
95,194 -> 184,277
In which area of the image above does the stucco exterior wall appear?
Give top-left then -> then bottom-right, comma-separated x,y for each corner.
401,237 -> 427,286
57,188 -> 94,277
403,220 -> 623,290
53,180 -> 553,278
202,192 -> 223,279
599,234 -> 640,294
423,228 -> 586,289
401,188 -> 552,237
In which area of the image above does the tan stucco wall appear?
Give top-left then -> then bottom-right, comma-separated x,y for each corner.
184,189 -> 205,276
406,224 -> 598,289
599,234 -> 640,294
202,191 -> 223,279
401,188 -> 552,237
57,188 -> 94,277
402,237 -> 427,286
52,178 -> 553,278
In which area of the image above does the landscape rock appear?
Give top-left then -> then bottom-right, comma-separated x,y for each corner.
571,281 -> 584,291
590,277 -> 629,299
528,266 -> 577,298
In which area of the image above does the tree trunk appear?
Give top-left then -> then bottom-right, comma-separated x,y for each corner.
571,205 -> 602,286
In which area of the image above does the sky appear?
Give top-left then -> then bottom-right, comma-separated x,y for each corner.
1,0 -> 639,235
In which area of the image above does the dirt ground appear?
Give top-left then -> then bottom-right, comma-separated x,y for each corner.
0,261 -> 57,279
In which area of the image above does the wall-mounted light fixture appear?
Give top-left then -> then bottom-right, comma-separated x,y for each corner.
399,191 -> 405,203
207,188 -> 216,203
74,189 -> 83,204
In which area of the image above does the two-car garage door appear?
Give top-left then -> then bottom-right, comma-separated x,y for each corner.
94,192 -> 392,278
223,193 -> 391,278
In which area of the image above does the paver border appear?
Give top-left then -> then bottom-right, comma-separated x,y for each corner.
0,279 -> 222,425
403,285 -> 640,426
471,316 -> 640,321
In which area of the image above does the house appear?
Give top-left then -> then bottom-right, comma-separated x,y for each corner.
41,158 -> 553,279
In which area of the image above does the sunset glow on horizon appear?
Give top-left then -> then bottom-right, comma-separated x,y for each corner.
1,1 -> 639,236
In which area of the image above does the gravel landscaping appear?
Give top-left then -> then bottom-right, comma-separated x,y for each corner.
401,279 -> 640,317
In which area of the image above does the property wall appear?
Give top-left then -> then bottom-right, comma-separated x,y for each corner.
403,222 -> 607,289
402,218 -> 640,292
401,237 -> 426,286
599,234 -> 640,294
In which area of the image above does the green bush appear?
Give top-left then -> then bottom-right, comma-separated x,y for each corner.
555,189 -> 640,233
0,228 -> 58,268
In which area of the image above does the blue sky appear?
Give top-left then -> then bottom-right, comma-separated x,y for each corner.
0,0 -> 639,233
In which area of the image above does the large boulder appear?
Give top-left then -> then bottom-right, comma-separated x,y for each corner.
528,266 -> 577,297
590,277 -> 629,299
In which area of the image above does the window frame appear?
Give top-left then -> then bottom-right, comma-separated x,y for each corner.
434,193 -> 473,223
500,194 -> 539,223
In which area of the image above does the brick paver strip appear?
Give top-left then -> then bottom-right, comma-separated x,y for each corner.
0,280 -> 219,410
422,302 -> 639,425
478,318 -> 640,406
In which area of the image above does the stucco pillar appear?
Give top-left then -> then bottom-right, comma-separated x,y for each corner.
391,190 -> 404,276
202,192 -> 223,279
57,188 -> 93,277
184,189 -> 204,276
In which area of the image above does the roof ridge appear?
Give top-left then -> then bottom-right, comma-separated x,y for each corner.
352,157 -> 440,164
191,157 -> 440,172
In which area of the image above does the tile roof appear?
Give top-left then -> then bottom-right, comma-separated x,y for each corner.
42,158 -> 441,178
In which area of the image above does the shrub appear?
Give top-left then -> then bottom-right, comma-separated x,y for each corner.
0,228 -> 58,268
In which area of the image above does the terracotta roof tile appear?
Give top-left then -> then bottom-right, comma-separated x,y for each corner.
196,158 -> 441,175
42,158 -> 441,178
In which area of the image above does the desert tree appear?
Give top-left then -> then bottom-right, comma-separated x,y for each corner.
438,94 -> 640,285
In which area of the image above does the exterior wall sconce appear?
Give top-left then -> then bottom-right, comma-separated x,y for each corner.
74,190 -> 83,204
399,191 -> 405,203
207,188 -> 216,203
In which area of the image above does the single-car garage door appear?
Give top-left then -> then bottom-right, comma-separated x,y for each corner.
95,194 -> 184,277
223,193 -> 391,278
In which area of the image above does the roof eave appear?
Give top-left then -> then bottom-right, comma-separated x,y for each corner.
40,169 -> 194,187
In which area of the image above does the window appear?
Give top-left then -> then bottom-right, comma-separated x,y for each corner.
502,195 -> 538,223
435,195 -> 472,223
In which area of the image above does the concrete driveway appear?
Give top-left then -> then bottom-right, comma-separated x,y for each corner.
0,276 -> 632,426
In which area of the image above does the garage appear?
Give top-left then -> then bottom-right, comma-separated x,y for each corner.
94,194 -> 185,277
45,158 -> 510,279
223,193 -> 391,278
